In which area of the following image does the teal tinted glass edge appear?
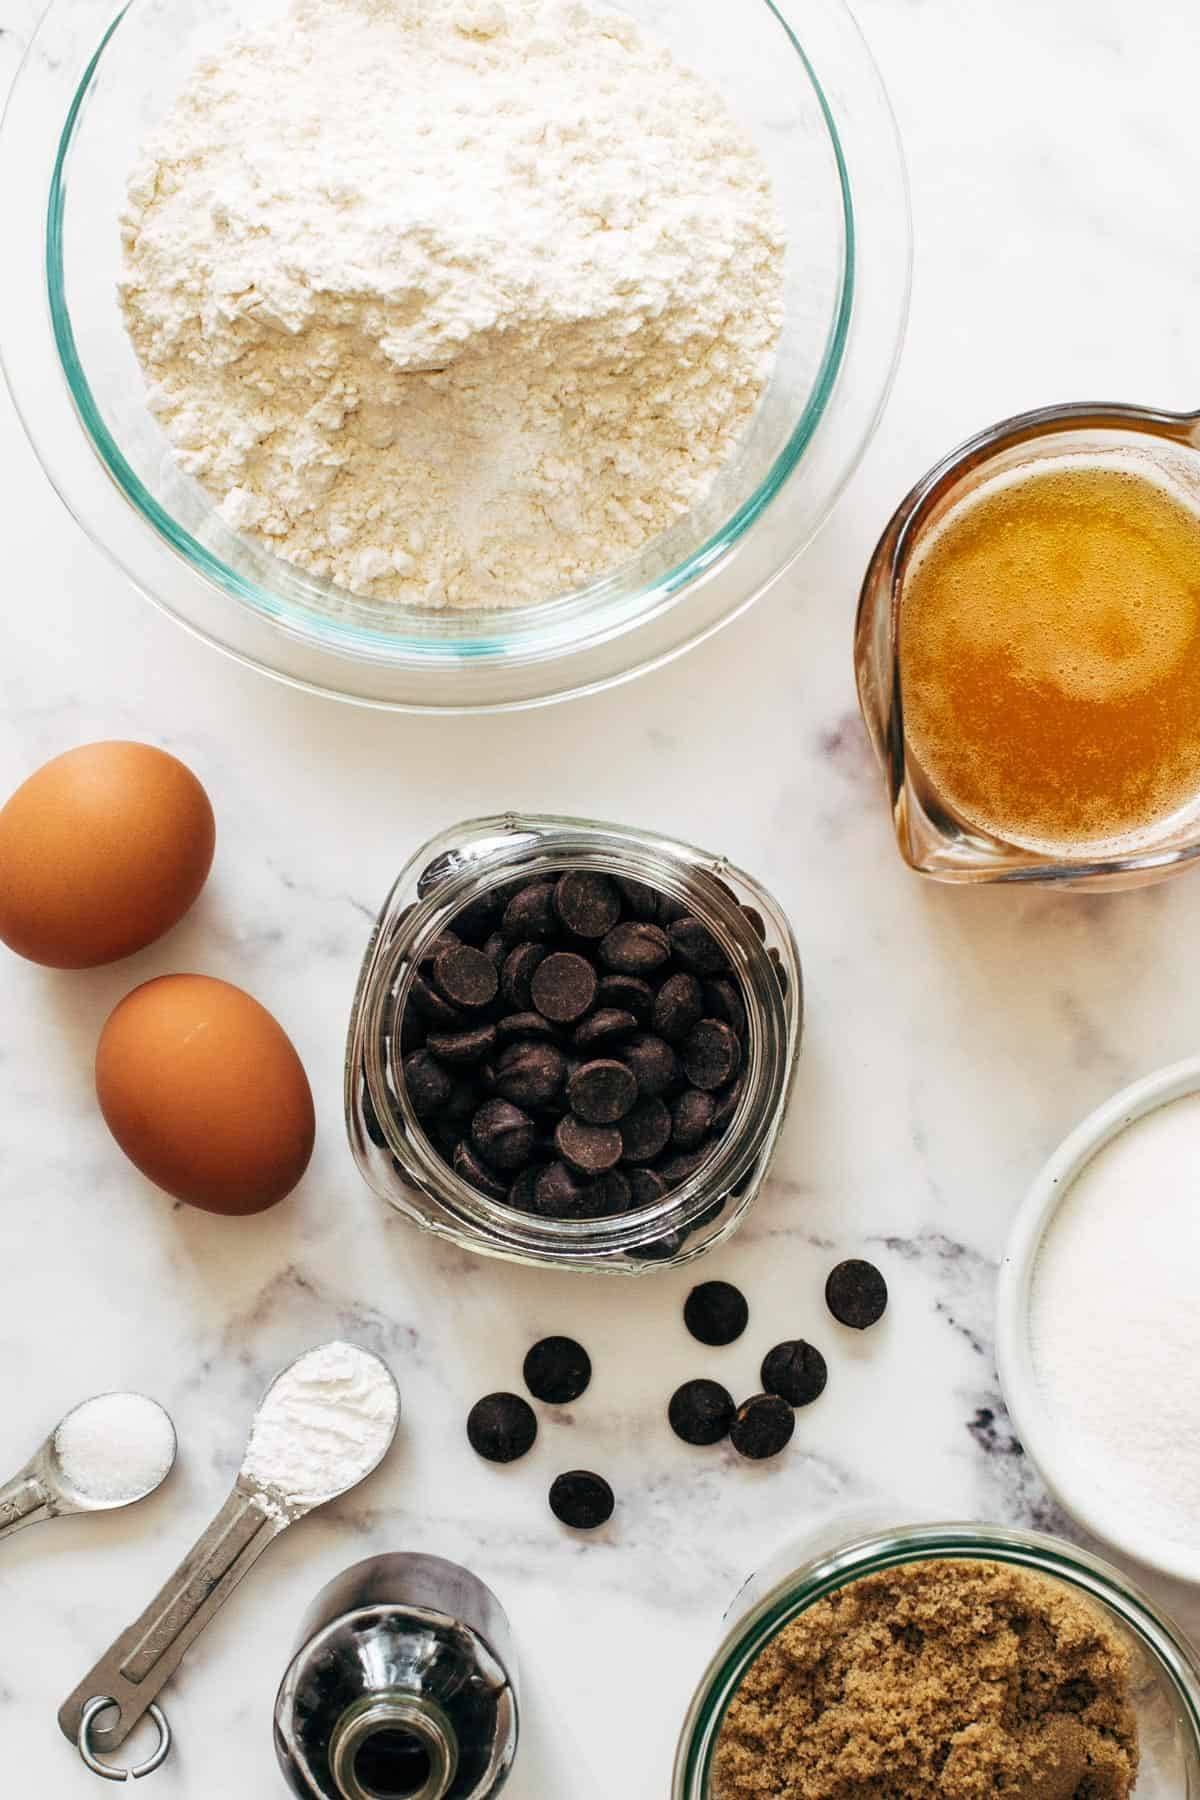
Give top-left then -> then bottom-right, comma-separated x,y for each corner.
679,1533 -> 1200,1793
46,0 -> 855,668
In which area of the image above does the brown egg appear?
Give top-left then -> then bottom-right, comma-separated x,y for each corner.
0,741 -> 215,968
96,974 -> 315,1215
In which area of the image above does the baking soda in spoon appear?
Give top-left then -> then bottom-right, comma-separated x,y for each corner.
60,1342 -> 400,1779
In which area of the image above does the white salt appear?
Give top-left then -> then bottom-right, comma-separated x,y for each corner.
55,1392 -> 176,1504
1029,1090 -> 1200,1554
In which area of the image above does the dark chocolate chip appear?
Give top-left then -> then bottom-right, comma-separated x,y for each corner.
508,1166 -> 547,1213
452,1139 -> 509,1201
531,952 -> 597,1024
684,1280 -> 748,1346
494,1040 -> 568,1108
554,1113 -> 623,1175
420,929 -> 461,969
399,1006 -> 425,1054
709,1074 -> 745,1134
599,921 -> 670,975
501,880 -> 558,943
671,1088 -> 715,1150
443,1078 -> 482,1124
495,1010 -> 559,1041
704,977 -> 748,1042
657,1145 -> 714,1188
554,871 -> 621,939
450,890 -> 504,944
579,1168 -> 632,1216
740,904 -> 767,940
524,1336 -> 592,1405
620,1096 -> 672,1163
683,1019 -> 740,1091
620,1033 -> 680,1098
627,1227 -> 689,1262
761,1340 -> 828,1408
730,1394 -> 794,1460
568,1058 -> 638,1125
573,1007 -> 639,1051
467,1392 -> 538,1463
426,1024 -> 498,1065
408,973 -> 465,1028
597,974 -> 655,1019
669,1379 -> 735,1446
627,1167 -> 668,1207
500,942 -> 549,1010
655,893 -> 689,925
826,1259 -> 888,1329
615,876 -> 660,919
433,943 -> 499,1010
402,1050 -> 453,1118
471,1099 -> 537,1172
769,945 -> 789,996
362,1087 -> 387,1149
653,972 -> 704,1044
532,1161 -> 592,1217
482,930 -> 507,967
549,1470 -> 614,1530
668,917 -> 728,975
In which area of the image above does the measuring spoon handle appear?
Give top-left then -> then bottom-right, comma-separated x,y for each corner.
0,1468 -> 50,1541
58,1482 -> 290,1751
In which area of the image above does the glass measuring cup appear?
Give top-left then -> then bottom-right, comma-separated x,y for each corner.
855,401 -> 1200,888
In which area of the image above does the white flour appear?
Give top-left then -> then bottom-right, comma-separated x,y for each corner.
1029,1092 -> 1200,1553
120,0 -> 785,608
55,1393 -> 176,1504
243,1342 -> 399,1505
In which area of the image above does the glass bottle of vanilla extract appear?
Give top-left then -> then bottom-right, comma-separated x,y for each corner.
275,1555 -> 518,1800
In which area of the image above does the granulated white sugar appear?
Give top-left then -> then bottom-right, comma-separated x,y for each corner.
55,1393 -> 176,1504
1029,1091 -> 1200,1553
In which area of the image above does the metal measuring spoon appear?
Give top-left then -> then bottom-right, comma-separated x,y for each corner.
59,1342 -> 400,1783
0,1393 -> 177,1543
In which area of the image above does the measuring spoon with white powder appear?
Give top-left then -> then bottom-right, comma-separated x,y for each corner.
0,1392 -> 177,1542
59,1340 -> 400,1782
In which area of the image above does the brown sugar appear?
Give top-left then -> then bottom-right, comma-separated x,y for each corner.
712,1558 -> 1139,1800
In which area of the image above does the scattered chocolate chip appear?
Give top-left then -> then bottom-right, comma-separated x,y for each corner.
620,1032 -> 680,1098
502,880 -> 557,943
627,1167 -> 668,1206
671,1088 -> 715,1149
549,1470 -> 614,1530
409,972 -> 465,1028
471,1099 -> 536,1171
761,1340 -> 828,1408
652,971 -> 704,1043
730,1394 -> 794,1460
683,1019 -> 741,1091
568,1058 -> 638,1125
684,1280 -> 749,1346
599,920 -> 670,975
433,943 -> 499,1010
554,871 -> 621,939
402,1049 -> 453,1118
620,1096 -> 672,1163
826,1259 -> 888,1329
669,1378 -> 735,1446
524,1336 -> 592,1404
531,952 -> 598,1024
555,1113 -> 623,1175
500,941 -> 548,1010
597,974 -> 655,1019
452,1140 -> 509,1201
494,1040 -> 568,1108
668,916 -> 728,975
468,1392 -> 538,1463
426,1024 -> 498,1065
573,1007 -> 638,1051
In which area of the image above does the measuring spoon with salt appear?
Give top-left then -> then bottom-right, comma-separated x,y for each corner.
59,1340 -> 400,1783
0,1392 -> 177,1543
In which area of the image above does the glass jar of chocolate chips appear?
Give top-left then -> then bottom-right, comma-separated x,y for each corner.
346,815 -> 802,1273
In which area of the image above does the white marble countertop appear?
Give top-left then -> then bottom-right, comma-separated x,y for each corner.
3,0 -> 1200,1792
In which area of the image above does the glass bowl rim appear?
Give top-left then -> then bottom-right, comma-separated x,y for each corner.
672,1519 -> 1200,1798
45,0 -> 857,673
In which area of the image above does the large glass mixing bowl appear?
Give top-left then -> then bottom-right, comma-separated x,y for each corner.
0,0 -> 909,710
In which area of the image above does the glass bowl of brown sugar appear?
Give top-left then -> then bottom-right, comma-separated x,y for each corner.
674,1519 -> 1200,1800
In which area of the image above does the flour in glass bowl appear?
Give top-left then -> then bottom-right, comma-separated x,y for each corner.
118,0 -> 787,608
